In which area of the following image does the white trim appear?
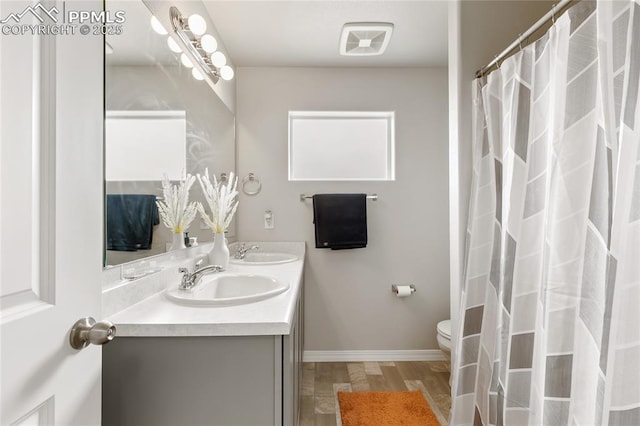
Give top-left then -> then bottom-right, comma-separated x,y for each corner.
12,395 -> 55,426
105,110 -> 186,119
448,0 -> 462,363
303,350 -> 447,363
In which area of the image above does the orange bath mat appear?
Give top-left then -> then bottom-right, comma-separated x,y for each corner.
337,390 -> 440,426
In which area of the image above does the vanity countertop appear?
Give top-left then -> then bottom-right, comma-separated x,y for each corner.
105,242 -> 305,337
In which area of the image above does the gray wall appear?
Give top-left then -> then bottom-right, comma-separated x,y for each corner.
236,67 -> 449,351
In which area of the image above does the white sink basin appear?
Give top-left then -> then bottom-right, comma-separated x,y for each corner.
230,252 -> 298,265
166,274 -> 289,306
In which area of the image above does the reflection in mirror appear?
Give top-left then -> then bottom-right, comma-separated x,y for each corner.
105,1 -> 235,267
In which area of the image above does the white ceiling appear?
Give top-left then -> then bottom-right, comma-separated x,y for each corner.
202,1 -> 449,67
106,1 -> 449,68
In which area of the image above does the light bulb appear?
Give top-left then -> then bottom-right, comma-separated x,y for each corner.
180,53 -> 194,68
192,68 -> 205,81
167,36 -> 182,53
220,65 -> 234,81
210,51 -> 226,68
200,34 -> 217,53
187,14 -> 207,36
150,16 -> 167,35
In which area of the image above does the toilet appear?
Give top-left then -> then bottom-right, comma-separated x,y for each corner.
436,319 -> 452,359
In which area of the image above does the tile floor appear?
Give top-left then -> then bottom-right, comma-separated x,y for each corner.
299,361 -> 451,426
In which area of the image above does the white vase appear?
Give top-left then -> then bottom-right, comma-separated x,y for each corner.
209,232 -> 229,270
169,232 -> 186,251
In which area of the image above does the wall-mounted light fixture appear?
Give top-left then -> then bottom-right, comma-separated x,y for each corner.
167,6 -> 234,84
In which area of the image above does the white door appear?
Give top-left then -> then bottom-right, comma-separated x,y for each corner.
1,0 -> 105,424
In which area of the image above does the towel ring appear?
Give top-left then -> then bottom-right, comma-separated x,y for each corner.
242,173 -> 261,196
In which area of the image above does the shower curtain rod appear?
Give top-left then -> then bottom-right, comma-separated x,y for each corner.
475,0 -> 575,78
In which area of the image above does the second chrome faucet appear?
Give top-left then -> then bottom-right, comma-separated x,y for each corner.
234,243 -> 260,259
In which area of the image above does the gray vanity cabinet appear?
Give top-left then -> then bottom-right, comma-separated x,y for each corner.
283,289 -> 304,425
102,292 -> 304,426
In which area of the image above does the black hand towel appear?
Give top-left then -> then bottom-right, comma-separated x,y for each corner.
106,194 -> 159,251
312,194 -> 368,250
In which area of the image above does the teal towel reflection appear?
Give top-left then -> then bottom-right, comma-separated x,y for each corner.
106,194 -> 159,251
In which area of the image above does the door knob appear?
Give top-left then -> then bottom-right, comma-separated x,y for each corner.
69,317 -> 116,350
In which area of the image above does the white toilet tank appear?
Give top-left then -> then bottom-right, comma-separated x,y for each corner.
436,319 -> 452,353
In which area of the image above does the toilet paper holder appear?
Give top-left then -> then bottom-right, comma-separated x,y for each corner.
391,284 -> 416,295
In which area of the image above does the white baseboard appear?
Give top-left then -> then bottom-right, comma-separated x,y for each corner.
303,350 -> 447,362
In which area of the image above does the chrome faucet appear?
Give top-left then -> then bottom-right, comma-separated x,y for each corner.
234,243 -> 260,259
178,263 -> 224,290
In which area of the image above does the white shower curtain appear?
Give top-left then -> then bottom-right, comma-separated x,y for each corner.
451,1 -> 640,425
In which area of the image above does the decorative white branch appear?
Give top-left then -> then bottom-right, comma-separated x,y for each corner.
197,169 -> 238,234
156,173 -> 200,234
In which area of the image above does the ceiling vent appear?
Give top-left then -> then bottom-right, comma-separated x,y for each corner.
339,22 -> 394,56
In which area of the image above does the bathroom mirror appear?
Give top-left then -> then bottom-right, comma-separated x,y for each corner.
104,0 -> 235,266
